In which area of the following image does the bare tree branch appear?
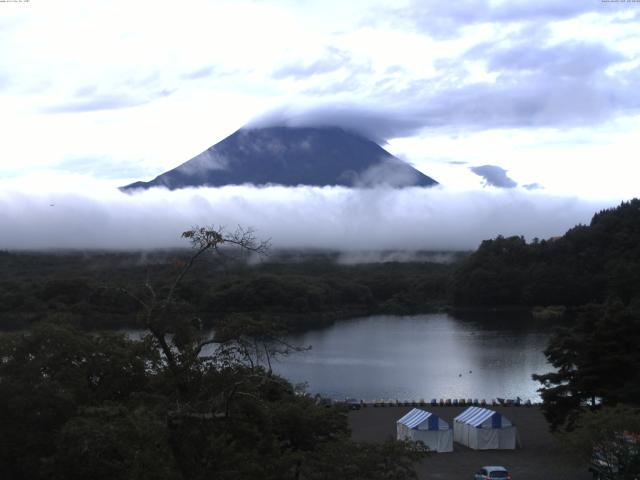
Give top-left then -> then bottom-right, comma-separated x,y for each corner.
117,224 -> 270,393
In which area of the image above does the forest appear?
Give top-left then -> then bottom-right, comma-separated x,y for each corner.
451,198 -> 640,308
0,248 -> 456,331
2,200 -> 639,334
1,200 -> 640,478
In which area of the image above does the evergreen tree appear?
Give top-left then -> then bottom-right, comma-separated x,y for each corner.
533,301 -> 640,430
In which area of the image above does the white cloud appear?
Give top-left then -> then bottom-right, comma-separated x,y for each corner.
0,178 -> 611,251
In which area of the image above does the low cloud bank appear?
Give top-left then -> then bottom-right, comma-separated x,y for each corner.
0,183 -> 612,251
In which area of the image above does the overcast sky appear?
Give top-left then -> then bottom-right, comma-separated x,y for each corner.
1,0 -> 639,250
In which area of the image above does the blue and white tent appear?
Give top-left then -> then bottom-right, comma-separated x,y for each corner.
453,406 -> 517,450
397,408 -> 453,452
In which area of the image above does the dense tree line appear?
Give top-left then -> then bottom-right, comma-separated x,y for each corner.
0,250 -> 454,331
452,199 -> 640,307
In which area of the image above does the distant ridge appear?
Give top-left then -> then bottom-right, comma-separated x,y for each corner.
122,126 -> 438,190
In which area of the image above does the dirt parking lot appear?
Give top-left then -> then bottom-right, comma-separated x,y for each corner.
349,405 -> 592,480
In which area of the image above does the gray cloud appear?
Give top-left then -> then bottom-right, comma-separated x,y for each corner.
251,31 -> 639,142
524,183 -> 543,191
0,72 -> 10,91
271,47 -> 374,99
613,10 -> 640,24
394,1 -> 609,38
0,185 -> 610,251
470,165 -> 518,188
356,158 -> 423,188
42,89 -> 174,113
247,103 -> 423,143
480,42 -> 625,77
182,66 -> 217,80
336,251 -> 463,265
43,73 -> 174,114
54,157 -> 153,180
250,61 -> 640,141
174,150 -> 229,175
373,0 -> 640,144
303,70 -> 371,96
74,84 -> 99,97
273,47 -> 352,79
399,30 -> 636,129
42,95 -> 140,113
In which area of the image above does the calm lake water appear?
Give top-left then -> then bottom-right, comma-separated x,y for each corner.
271,313 -> 552,402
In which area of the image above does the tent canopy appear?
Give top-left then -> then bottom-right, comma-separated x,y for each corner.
453,406 -> 518,450
454,406 -> 512,428
398,408 -> 448,431
397,408 -> 453,452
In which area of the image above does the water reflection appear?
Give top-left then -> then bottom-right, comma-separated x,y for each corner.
123,313 -> 553,402
273,313 -> 551,401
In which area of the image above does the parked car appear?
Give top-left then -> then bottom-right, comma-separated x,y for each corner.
345,398 -> 361,410
474,465 -> 511,479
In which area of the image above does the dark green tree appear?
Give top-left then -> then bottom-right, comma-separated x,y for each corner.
562,405 -> 640,480
452,199 -> 640,308
533,301 -> 640,430
0,322 -> 163,479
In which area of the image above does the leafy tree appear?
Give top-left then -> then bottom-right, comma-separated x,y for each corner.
452,199 -> 640,308
50,405 -> 179,480
300,440 -> 428,480
533,301 -> 640,430
0,226 -> 428,480
0,322 -> 161,479
562,405 -> 640,480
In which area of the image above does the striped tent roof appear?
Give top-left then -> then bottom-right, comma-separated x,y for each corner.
454,406 -> 500,427
397,408 -> 437,429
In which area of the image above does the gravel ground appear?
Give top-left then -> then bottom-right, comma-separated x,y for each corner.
348,405 -> 592,480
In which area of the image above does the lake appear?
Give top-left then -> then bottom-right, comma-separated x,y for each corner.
271,313 -> 553,402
